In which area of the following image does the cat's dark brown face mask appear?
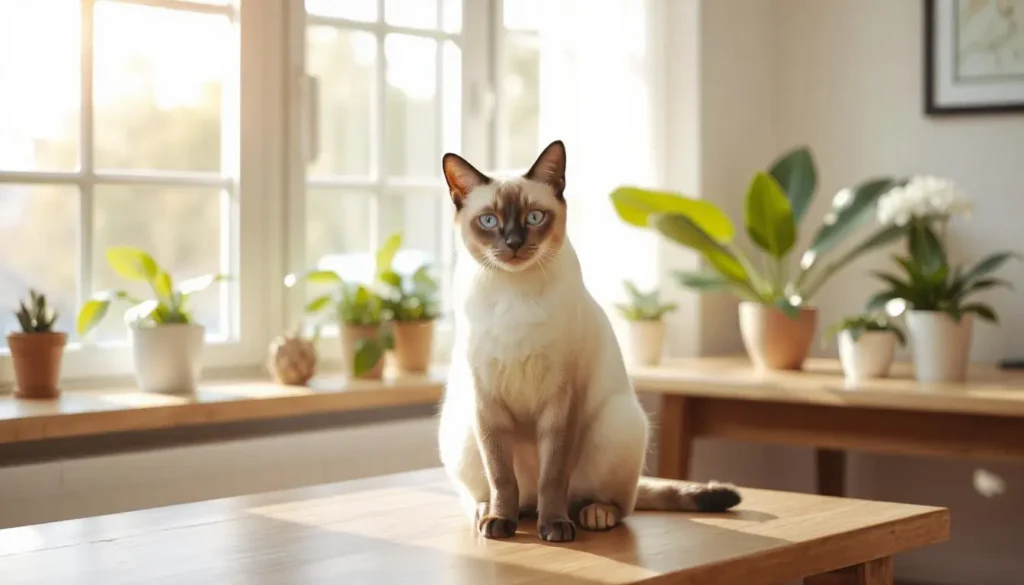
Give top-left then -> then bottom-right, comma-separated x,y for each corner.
442,141 -> 568,273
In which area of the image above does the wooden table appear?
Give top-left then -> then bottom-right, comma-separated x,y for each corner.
633,357 -> 1024,496
0,467 -> 948,585
0,370 -> 445,444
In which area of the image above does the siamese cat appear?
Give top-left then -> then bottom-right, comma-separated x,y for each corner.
437,140 -> 740,542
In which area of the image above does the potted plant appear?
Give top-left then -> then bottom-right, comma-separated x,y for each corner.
7,290 -> 68,399
827,312 -> 905,383
290,233 -> 401,380
866,177 -> 1019,382
76,247 -> 226,393
614,280 -> 677,366
382,263 -> 440,374
610,146 -> 908,370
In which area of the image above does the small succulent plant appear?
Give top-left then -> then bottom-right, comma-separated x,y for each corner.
15,289 -> 60,333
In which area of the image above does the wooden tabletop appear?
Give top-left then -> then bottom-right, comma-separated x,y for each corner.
0,369 -> 445,444
0,467 -> 948,585
632,357 -> 1024,418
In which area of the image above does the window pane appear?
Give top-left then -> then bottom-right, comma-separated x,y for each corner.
0,185 -> 79,343
442,0 -> 461,32
442,41 -> 462,154
306,0 -> 376,22
93,3 -> 232,172
92,185 -> 226,342
380,190 -> 441,271
503,0 -> 539,31
385,35 -> 437,178
499,33 -> 540,170
305,187 -> 373,272
0,0 -> 80,172
385,0 -> 437,30
307,27 -> 376,178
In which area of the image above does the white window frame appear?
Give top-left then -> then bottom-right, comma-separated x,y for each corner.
0,0 -> 280,385
285,0 -> 496,365
0,0 -> 531,386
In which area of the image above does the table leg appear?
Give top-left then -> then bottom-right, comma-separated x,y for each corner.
816,448 -> 846,497
804,556 -> 894,585
657,395 -> 692,480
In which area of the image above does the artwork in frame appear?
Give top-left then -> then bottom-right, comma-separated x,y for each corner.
925,0 -> 1024,114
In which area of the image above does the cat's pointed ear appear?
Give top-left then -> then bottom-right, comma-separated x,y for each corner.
442,153 -> 491,210
525,140 -> 566,199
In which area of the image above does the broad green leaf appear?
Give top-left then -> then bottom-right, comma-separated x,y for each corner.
305,294 -> 333,313
962,303 -> 998,322
179,273 -> 228,295
412,265 -> 438,293
354,285 -> 371,305
302,270 -> 343,285
768,146 -> 817,224
909,222 -> 946,273
152,271 -> 174,304
960,251 -> 1022,285
376,232 -> 403,277
674,271 -> 733,292
353,338 -> 384,376
610,187 -> 735,243
652,214 -> 754,295
379,270 -> 402,288
744,172 -> 796,259
76,299 -> 111,336
964,278 -> 1013,293
803,178 -> 896,264
800,225 -> 908,299
106,247 -> 160,282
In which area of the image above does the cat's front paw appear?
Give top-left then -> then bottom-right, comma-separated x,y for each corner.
478,515 -> 518,539
538,518 -> 576,542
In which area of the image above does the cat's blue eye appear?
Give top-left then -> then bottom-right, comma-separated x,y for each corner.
526,210 -> 546,226
477,214 -> 499,229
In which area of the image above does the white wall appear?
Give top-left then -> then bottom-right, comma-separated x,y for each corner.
671,1 -> 1024,584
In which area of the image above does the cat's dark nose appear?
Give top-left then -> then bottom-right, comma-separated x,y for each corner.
504,233 -> 524,251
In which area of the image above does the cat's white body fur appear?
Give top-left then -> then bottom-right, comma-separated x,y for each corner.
438,180 -> 650,520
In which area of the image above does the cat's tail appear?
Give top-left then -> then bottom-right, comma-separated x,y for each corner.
634,476 -> 741,513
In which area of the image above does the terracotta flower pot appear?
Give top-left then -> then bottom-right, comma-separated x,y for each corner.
738,302 -> 818,371
628,319 -> 666,366
393,320 -> 435,373
341,323 -> 385,380
905,310 -> 973,383
7,332 -> 68,399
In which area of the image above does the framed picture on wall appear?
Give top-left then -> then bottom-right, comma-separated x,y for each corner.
924,0 -> 1024,114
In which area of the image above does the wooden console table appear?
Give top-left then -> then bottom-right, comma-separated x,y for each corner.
0,467 -> 948,585
633,357 -> 1024,496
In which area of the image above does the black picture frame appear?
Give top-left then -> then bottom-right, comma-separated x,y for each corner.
924,0 -> 1024,115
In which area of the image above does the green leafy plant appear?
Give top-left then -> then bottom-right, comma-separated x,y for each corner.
826,312 -> 906,346
614,280 -> 677,321
14,289 -> 60,333
289,232 -> 403,375
76,247 -> 227,337
610,146 -> 908,317
867,220 -> 1019,323
383,264 -> 441,322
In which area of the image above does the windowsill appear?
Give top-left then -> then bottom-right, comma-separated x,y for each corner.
0,365 -> 447,446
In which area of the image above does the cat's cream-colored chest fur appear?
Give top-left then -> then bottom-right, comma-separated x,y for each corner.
456,260 -> 580,419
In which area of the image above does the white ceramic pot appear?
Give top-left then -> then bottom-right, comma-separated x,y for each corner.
130,323 -> 205,393
629,320 -> 666,366
905,310 -> 973,383
837,330 -> 896,384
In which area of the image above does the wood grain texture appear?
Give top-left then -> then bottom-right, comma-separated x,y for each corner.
0,369 -> 445,444
0,468 -> 948,585
632,357 -> 1024,418
805,557 -> 894,585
